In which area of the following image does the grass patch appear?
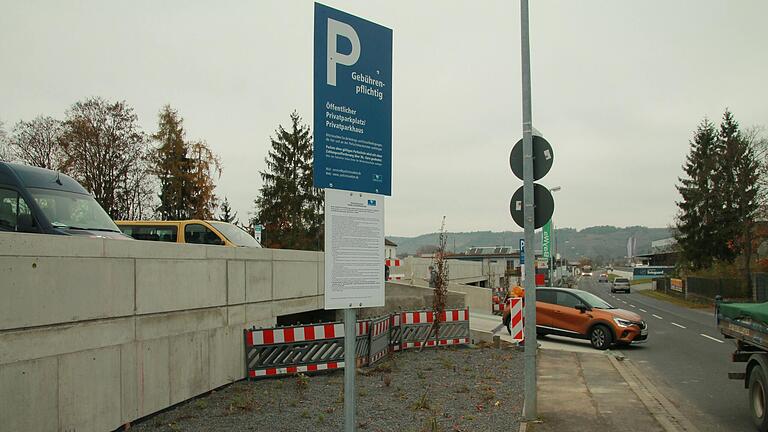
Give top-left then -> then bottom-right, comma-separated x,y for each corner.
638,289 -> 711,309
630,279 -> 651,286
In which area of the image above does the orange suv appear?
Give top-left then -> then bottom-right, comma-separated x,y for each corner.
535,287 -> 647,350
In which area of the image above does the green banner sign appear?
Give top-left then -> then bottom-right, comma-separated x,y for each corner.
541,220 -> 552,261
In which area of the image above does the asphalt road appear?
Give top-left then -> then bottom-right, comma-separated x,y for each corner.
575,274 -> 754,432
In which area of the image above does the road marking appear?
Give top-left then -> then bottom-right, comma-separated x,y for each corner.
629,304 -> 636,308
700,334 -> 724,343
621,301 -> 627,304
639,308 -> 647,313
652,314 -> 663,320
671,322 -> 686,329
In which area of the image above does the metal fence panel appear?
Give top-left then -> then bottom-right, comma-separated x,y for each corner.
368,315 -> 391,365
687,277 -> 750,301
400,308 -> 470,349
244,323 -> 346,378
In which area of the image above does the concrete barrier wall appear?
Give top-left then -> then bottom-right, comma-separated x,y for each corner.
0,233 -> 325,432
401,256 -> 503,285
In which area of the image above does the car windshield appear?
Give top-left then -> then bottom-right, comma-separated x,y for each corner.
575,290 -> 615,309
28,187 -> 119,232
209,221 -> 261,247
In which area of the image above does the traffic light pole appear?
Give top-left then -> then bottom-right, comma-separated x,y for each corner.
520,0 -> 538,421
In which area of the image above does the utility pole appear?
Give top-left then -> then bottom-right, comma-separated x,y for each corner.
520,0 -> 537,421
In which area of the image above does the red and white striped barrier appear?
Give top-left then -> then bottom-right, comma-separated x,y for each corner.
246,323 -> 344,346
386,259 -> 402,281
401,308 -> 469,325
249,362 -> 344,378
390,314 -> 402,352
401,338 -> 471,349
508,297 -> 524,341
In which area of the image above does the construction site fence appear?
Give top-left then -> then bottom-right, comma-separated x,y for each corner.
244,308 -> 470,379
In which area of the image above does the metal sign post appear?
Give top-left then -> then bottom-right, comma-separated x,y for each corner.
314,4 -> 392,431
520,0 -> 537,421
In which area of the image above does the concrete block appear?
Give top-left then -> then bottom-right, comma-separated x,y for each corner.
0,232 -> 103,257
58,346 -> 122,432
136,308 -> 226,341
227,305 -> 246,326
135,259 -> 226,314
169,332 -> 210,405
227,260 -> 246,304
245,302 -> 274,327
0,257 -> 135,330
234,246 -> 273,261
245,260 -> 272,302
272,248 -> 320,262
104,238 -> 206,259
137,338 -> 170,418
0,317 -> 135,365
318,255 -> 325,296
120,343 -> 139,424
271,296 -> 323,318
0,357 -> 58,432
205,245 -> 236,259
208,327 -> 243,388
273,260 -> 318,300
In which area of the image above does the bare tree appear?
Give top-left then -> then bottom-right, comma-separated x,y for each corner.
62,97 -> 154,220
9,116 -> 67,170
421,217 -> 450,351
0,119 -> 10,162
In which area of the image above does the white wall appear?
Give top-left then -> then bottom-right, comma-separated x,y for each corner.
0,233 -> 325,432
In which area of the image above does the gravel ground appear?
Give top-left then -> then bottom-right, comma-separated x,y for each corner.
131,344 -> 523,432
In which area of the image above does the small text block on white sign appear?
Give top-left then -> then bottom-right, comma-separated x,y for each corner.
324,188 -> 385,309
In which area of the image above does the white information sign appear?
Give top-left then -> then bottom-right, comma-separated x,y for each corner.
324,188 -> 385,309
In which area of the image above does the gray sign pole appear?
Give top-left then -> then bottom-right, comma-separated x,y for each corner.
520,0 -> 538,421
344,308 -> 356,431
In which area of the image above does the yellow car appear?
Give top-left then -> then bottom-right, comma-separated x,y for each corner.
115,220 -> 261,247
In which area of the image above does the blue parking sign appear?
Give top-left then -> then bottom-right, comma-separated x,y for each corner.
313,3 -> 392,195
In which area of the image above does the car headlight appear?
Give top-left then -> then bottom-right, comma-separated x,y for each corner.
613,317 -> 633,327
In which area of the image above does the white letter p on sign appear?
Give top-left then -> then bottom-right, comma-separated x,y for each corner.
327,18 -> 360,86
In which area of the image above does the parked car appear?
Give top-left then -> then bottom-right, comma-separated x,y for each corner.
598,273 -> 609,283
0,161 -> 128,239
116,220 -> 262,247
611,277 -> 631,293
536,287 -> 647,349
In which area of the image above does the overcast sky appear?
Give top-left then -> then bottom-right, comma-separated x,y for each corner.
2,1 -> 766,237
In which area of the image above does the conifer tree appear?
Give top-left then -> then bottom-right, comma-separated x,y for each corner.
675,118 -> 719,269
218,197 -> 238,223
715,110 -> 760,284
253,111 -> 323,250
712,111 -> 760,261
152,105 -> 221,220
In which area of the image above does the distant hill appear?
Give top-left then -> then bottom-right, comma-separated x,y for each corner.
388,226 -> 672,263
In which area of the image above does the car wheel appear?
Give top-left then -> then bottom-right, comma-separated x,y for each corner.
589,325 -> 613,350
749,366 -> 768,432
610,289 -> 615,293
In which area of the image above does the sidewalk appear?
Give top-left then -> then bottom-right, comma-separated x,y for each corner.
529,349 -> 699,432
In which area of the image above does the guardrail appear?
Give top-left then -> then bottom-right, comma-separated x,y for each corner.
244,308 -> 470,378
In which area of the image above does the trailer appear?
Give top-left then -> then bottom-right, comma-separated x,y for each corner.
717,298 -> 768,432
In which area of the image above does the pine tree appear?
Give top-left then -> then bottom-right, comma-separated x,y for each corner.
715,110 -> 760,284
675,118 -> 719,269
713,110 -> 759,263
218,197 -> 238,223
253,111 -> 323,250
152,105 -> 221,220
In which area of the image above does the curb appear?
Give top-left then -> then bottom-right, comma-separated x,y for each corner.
607,354 -> 700,432
518,420 -> 528,432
